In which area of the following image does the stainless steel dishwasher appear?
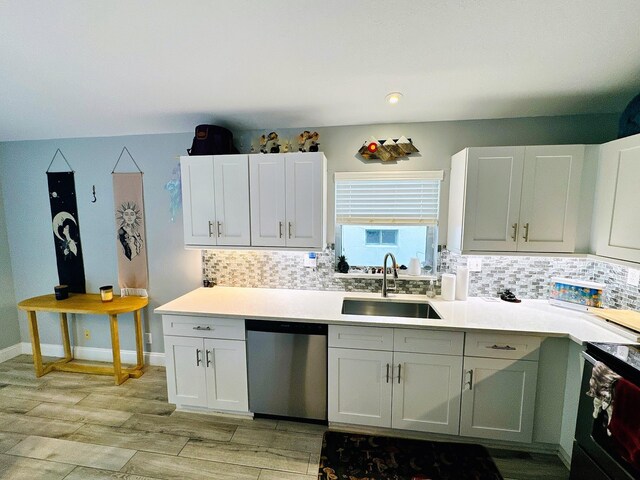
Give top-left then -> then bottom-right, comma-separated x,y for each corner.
246,319 -> 327,422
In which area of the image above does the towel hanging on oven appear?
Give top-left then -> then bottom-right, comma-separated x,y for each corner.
587,361 -> 621,430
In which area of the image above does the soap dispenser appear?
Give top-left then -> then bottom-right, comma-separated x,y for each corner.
426,280 -> 436,298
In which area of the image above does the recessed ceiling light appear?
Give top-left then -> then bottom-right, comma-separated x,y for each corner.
385,92 -> 403,105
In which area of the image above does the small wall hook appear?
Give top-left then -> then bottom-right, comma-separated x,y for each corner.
91,185 -> 97,203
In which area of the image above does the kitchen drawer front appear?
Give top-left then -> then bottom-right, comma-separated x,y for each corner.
162,315 -> 245,340
393,328 -> 464,355
328,325 -> 393,351
464,332 -> 541,361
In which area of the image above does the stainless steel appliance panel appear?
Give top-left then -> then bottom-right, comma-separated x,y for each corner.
570,351 -> 637,480
247,321 -> 327,421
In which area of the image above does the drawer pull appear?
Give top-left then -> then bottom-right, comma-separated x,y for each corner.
278,221 -> 284,238
196,349 -> 202,366
522,222 -> 530,242
386,363 -> 390,383
466,369 -> 474,390
487,344 -> 516,351
511,223 -> 518,241
397,363 -> 402,384
208,221 -> 214,237
217,221 -> 222,237
288,222 -> 293,239
193,326 -> 212,331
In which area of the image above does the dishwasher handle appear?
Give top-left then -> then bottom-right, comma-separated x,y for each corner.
245,319 -> 327,335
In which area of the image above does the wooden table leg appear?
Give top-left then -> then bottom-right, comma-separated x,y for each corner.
27,310 -> 44,377
109,314 -> 128,385
59,312 -> 73,361
134,309 -> 144,370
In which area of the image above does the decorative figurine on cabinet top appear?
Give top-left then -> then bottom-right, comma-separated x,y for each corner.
259,132 -> 281,153
297,131 -> 320,152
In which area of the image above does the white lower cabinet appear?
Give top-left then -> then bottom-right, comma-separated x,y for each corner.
459,333 -> 540,443
328,326 -> 463,435
328,347 -> 393,427
391,352 -> 463,434
163,316 -> 248,412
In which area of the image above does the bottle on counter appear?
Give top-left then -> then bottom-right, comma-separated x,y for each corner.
426,280 -> 436,298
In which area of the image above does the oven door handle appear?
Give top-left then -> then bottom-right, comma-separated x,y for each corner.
581,351 -> 598,366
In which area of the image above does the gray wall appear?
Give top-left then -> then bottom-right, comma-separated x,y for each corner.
0,180 -> 21,350
236,113 -> 619,247
0,113 -> 619,353
0,134 -> 202,353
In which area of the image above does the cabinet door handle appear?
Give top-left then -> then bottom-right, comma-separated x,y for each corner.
206,349 -> 212,367
487,344 -> 516,351
278,221 -> 284,238
522,222 -> 530,242
466,369 -> 474,390
193,326 -> 212,331
217,221 -> 222,237
511,223 -> 518,241
196,349 -> 202,366
208,221 -> 214,237
288,222 -> 293,239
397,363 -> 402,384
386,363 -> 390,383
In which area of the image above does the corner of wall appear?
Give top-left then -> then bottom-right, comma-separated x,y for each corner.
0,176 -> 21,351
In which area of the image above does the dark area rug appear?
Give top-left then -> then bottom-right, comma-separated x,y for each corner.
318,431 -> 504,480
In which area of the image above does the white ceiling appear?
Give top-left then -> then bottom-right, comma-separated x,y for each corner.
1,0 -> 639,141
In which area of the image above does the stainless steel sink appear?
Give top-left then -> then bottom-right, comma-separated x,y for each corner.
341,299 -> 441,319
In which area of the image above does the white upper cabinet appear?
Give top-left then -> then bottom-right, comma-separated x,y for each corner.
214,155 -> 251,246
448,145 -> 584,253
519,145 -> 584,252
249,154 -> 287,247
181,155 -> 250,247
181,156 -> 217,247
250,152 -> 327,249
593,133 -> 640,263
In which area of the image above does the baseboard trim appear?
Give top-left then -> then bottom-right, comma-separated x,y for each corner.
0,343 -> 23,363
328,422 -> 560,455
557,444 -> 572,469
20,342 -> 165,366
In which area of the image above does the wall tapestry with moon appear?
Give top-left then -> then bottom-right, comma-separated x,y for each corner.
47,171 -> 86,293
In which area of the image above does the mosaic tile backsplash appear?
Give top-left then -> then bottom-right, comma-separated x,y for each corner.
202,249 -> 640,310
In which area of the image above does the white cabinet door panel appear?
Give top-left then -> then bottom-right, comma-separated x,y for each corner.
463,147 -> 524,251
328,348 -> 393,427
285,153 -> 324,248
392,352 -> 462,435
610,147 -> 640,249
214,155 -> 250,246
594,134 -> 640,262
204,339 -> 249,412
249,154 -> 286,247
460,357 -> 538,443
518,145 -> 583,252
164,336 -> 207,408
181,156 -> 216,246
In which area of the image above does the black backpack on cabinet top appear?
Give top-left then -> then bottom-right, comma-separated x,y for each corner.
187,125 -> 239,155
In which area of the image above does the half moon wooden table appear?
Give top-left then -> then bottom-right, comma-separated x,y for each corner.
18,293 -> 149,385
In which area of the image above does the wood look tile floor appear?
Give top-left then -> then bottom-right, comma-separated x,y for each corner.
0,355 -> 569,479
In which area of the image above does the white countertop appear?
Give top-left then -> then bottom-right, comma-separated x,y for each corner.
155,287 -> 638,344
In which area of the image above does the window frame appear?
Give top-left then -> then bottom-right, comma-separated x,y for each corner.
334,170 -> 443,272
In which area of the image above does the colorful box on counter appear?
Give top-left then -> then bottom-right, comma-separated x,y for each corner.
549,277 -> 605,311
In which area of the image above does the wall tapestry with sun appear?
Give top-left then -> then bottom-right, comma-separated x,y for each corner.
113,173 -> 148,297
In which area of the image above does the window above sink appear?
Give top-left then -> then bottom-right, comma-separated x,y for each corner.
334,171 -> 443,274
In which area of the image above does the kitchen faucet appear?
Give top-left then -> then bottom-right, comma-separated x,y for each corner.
382,252 -> 398,297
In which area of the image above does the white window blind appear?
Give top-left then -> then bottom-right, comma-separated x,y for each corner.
335,171 -> 443,225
